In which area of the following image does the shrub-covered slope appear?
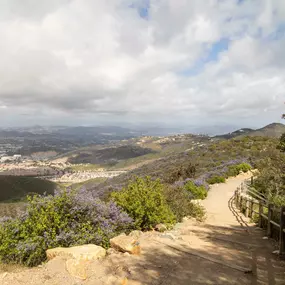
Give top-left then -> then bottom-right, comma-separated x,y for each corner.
0,176 -> 57,202
68,145 -> 156,166
87,136 -> 277,198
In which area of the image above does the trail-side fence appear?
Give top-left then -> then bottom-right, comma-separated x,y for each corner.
234,178 -> 285,255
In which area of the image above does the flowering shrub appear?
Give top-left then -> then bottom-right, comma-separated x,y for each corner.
111,177 -> 176,230
0,188 -> 132,267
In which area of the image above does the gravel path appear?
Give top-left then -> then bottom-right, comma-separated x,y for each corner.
1,172 -> 285,285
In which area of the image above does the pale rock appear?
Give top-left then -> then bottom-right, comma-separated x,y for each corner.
155,224 -> 167,232
110,234 -> 141,255
262,236 -> 269,240
107,248 -> 117,255
160,233 -> 176,240
1,272 -> 8,279
129,230 -> 143,239
66,259 -> 88,280
46,244 -> 106,261
272,250 -> 279,255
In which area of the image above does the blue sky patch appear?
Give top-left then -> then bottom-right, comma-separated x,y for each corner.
179,38 -> 230,76
129,0 -> 150,20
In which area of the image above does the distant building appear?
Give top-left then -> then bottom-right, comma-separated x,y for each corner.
0,156 -> 12,163
13,154 -> 22,160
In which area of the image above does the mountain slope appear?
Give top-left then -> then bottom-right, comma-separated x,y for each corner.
215,123 -> 285,139
215,128 -> 254,139
248,123 -> 285,138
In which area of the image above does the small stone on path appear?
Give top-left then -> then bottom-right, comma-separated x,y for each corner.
110,234 -> 141,255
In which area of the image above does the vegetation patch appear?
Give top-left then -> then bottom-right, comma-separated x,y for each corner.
184,181 -> 208,199
206,176 -> 226,185
0,189 -> 133,267
163,185 -> 206,222
111,177 -> 176,230
68,146 -> 156,166
0,176 -> 57,202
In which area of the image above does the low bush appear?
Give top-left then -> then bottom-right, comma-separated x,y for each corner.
189,202 -> 206,222
206,176 -> 226,185
237,163 -> 252,173
111,177 -> 176,230
163,185 -> 206,222
226,163 -> 252,177
0,188 -> 132,267
184,181 -> 208,199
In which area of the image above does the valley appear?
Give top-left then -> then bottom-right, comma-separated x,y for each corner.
0,122 -> 284,215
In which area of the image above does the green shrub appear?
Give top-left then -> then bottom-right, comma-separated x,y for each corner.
0,189 -> 133,267
163,185 -> 205,221
270,195 -> 285,206
206,176 -> 226,185
111,177 -> 176,230
189,202 -> 206,222
184,181 -> 208,199
226,163 -> 252,177
237,163 -> 252,173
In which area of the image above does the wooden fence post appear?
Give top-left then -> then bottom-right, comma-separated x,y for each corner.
267,204 -> 273,237
245,199 -> 249,217
239,196 -> 243,212
258,201 -> 263,228
248,199 -> 253,219
279,206 -> 285,255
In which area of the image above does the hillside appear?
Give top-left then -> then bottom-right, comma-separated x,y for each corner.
215,123 -> 285,139
86,136 -> 278,198
68,145 -> 157,166
64,134 -> 211,170
248,123 -> 285,138
215,128 -> 254,139
0,176 -> 58,202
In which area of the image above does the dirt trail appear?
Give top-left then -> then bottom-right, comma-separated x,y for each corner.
1,173 -> 285,285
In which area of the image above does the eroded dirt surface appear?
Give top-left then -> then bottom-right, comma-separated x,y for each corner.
1,172 -> 285,285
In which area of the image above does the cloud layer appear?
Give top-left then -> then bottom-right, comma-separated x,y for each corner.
0,0 -> 284,127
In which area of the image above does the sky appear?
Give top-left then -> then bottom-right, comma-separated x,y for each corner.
0,0 -> 284,129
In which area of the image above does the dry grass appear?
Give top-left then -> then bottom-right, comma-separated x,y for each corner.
0,263 -> 25,273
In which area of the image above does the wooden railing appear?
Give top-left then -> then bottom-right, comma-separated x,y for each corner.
234,179 -> 285,255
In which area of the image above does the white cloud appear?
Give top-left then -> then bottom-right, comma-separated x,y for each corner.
0,0 -> 284,127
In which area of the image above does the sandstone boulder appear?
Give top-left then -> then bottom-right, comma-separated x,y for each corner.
110,234 -> 141,255
46,244 -> 106,261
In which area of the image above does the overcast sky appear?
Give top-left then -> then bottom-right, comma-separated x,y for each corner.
0,0 -> 284,129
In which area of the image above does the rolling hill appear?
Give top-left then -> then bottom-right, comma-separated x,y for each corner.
216,123 -> 285,139
247,123 -> 285,138
86,135 -> 278,199
68,145 -> 157,166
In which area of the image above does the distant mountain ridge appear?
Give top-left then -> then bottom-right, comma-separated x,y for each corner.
216,123 -> 285,139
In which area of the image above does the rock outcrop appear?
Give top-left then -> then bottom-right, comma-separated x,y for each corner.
110,234 -> 141,255
46,244 -> 106,261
